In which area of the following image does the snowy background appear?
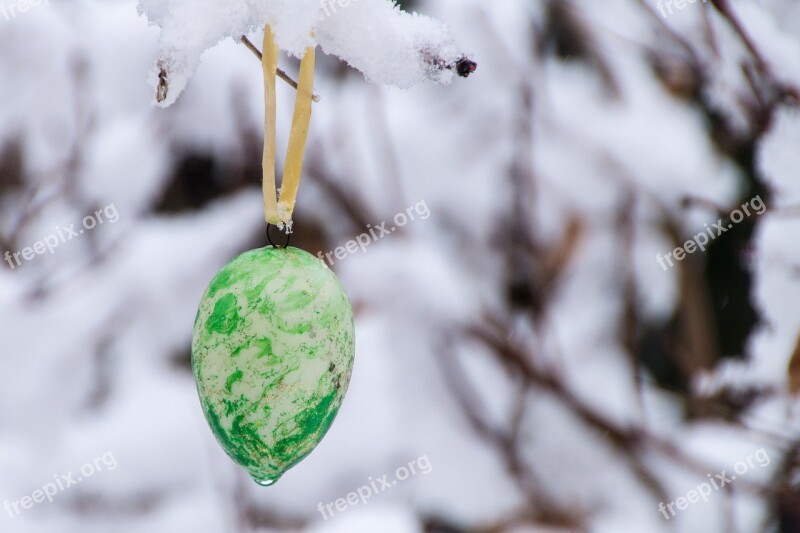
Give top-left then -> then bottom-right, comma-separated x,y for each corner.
2,0 -> 800,531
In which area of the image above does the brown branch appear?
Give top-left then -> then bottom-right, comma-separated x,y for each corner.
304,150 -> 376,231
437,339 -> 585,529
466,321 -> 770,497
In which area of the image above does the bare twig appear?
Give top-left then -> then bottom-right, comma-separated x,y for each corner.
466,321 -> 770,496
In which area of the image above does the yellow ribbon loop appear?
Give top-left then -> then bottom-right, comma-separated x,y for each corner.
261,25 -> 316,231
278,45 -> 315,227
261,26 -> 280,226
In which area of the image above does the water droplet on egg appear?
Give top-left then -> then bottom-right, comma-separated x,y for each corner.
253,475 -> 280,487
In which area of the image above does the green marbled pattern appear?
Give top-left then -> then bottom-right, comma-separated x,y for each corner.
191,246 -> 355,485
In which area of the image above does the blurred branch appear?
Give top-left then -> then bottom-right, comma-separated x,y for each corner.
438,342 -> 583,529
304,150 -> 376,231
465,318 -> 771,497
615,190 -> 645,415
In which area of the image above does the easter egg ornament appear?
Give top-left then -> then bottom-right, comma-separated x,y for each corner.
192,27 -> 355,486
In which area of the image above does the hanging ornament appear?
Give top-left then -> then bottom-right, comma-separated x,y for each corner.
191,26 -> 355,486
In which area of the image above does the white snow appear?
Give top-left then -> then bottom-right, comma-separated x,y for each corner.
2,0 -> 800,532
136,0 -> 464,106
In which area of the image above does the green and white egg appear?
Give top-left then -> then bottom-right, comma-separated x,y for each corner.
191,246 -> 355,485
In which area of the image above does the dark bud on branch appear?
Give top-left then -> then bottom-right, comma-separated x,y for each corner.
421,49 -> 477,80
455,58 -> 478,78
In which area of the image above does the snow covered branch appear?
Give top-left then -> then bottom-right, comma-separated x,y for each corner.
137,0 -> 477,106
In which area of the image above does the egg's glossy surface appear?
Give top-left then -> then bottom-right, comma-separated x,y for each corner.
192,246 -> 355,485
